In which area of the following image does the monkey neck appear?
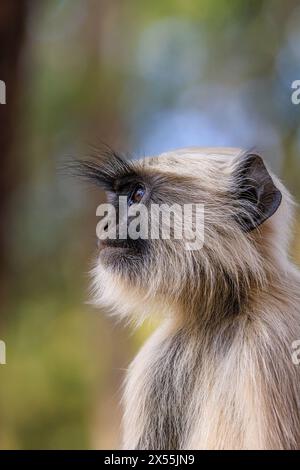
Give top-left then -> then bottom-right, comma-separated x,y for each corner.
176,257 -> 297,333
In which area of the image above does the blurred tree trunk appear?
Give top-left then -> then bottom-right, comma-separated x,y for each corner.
84,0 -> 133,449
0,1 -> 27,295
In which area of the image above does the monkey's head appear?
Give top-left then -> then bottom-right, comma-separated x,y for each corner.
79,147 -> 291,324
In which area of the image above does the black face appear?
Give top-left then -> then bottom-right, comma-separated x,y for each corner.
98,177 -> 150,268
85,155 -> 153,276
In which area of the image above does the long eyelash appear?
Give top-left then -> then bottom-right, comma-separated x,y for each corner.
65,146 -> 137,191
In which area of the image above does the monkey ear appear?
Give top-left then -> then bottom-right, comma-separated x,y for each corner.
234,153 -> 282,232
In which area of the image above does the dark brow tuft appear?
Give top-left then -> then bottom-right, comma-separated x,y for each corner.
66,146 -> 138,191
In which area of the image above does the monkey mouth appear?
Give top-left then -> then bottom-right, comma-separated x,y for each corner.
97,238 -> 147,268
98,239 -> 129,250
97,238 -> 136,256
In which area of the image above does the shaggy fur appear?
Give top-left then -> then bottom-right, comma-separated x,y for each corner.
82,147 -> 300,449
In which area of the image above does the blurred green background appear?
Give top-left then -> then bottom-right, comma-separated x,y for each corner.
0,0 -> 299,449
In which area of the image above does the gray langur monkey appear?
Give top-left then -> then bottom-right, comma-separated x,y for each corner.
78,146 -> 300,449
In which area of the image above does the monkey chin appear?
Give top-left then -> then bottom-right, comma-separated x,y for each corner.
90,245 -> 175,325
98,244 -> 133,271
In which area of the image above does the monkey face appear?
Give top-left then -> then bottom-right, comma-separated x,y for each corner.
77,147 -> 283,320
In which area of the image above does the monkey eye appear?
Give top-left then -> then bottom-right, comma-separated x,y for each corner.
128,184 -> 145,206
